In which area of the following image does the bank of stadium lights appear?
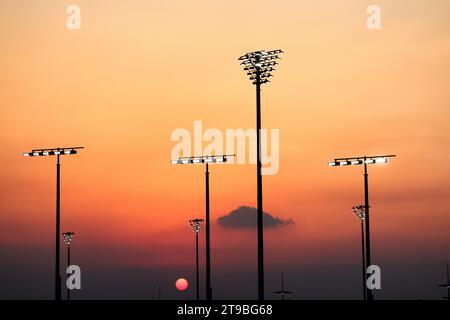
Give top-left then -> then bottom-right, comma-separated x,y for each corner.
328,156 -> 393,167
23,147 -> 82,157
239,49 -> 283,301
328,154 -> 395,301
239,49 -> 283,85
62,232 -> 75,247
189,219 -> 204,234
171,155 -> 230,165
23,146 -> 84,301
352,205 -> 366,222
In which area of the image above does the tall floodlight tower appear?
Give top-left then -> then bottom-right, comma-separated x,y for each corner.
238,49 -> 283,300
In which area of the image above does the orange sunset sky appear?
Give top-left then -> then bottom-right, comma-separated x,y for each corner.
0,1 -> 449,299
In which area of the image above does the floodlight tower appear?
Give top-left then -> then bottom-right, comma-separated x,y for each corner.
23,146 -> 84,301
329,154 -> 396,300
352,205 -> 367,300
172,154 -> 234,300
62,231 -> 75,300
238,49 -> 283,300
189,218 -> 204,300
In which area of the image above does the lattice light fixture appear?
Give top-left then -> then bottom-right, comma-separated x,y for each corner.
62,232 -> 75,247
238,49 -> 283,85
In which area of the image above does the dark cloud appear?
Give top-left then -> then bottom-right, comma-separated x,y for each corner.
217,206 -> 294,229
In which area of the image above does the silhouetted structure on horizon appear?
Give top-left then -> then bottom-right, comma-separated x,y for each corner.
273,272 -> 292,300
438,263 -> 450,300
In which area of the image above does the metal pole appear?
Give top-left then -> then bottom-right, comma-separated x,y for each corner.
196,232 -> 199,300
447,264 -> 449,300
55,155 -> 61,301
256,68 -> 264,301
360,221 -> 366,301
67,245 -> 71,300
205,163 -> 212,300
364,160 -> 374,300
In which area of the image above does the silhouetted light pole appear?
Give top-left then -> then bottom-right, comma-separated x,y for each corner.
239,49 -> 283,300
352,205 -> 367,301
437,263 -> 450,300
273,272 -> 292,300
329,154 -> 396,300
62,231 -> 75,300
172,154 -> 234,300
189,218 -> 204,300
24,146 -> 84,300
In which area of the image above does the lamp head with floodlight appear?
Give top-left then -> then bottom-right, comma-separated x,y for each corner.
189,219 -> 204,234
351,205 -> 368,222
23,147 -> 84,158
171,154 -> 235,165
62,232 -> 75,247
239,49 -> 283,85
328,155 -> 396,167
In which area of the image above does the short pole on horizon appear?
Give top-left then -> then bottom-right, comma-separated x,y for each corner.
273,272 -> 292,300
437,263 -> 450,300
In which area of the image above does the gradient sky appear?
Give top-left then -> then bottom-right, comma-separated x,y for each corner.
0,0 -> 449,299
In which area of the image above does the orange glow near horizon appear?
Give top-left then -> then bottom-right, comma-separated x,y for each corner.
0,0 -> 449,271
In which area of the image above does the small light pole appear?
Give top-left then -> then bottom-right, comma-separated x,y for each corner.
329,154 -> 396,300
189,218 -> 204,300
172,154 -> 234,300
23,146 -> 84,301
62,231 -> 75,300
437,263 -> 450,300
352,205 -> 367,301
273,272 -> 292,300
239,49 -> 283,300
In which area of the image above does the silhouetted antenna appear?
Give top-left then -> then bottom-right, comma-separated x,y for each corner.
437,263 -> 450,300
158,285 -> 162,300
273,272 -> 292,300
